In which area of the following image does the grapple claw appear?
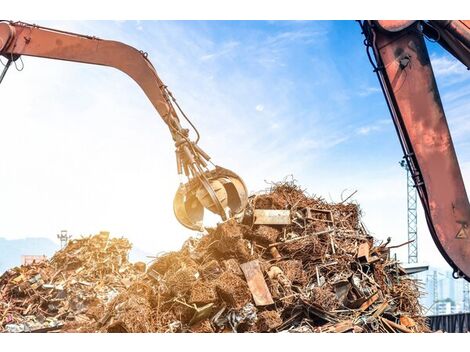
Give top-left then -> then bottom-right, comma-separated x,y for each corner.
173,166 -> 248,231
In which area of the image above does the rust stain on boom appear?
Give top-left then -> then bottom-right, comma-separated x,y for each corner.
365,21 -> 470,280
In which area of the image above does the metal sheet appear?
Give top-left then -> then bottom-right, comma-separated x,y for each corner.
428,313 -> 470,333
240,260 -> 274,306
357,242 -> 370,263
253,209 -> 291,225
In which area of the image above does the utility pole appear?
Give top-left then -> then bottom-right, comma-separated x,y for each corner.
400,159 -> 418,263
425,271 -> 451,315
426,271 -> 439,315
432,270 -> 438,314
464,281 -> 470,312
57,230 -> 72,249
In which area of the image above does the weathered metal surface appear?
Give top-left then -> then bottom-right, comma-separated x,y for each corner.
359,292 -> 379,312
380,317 -> 413,333
0,23 -> 15,51
428,313 -> 470,333
399,315 -> 416,328
269,246 -> 282,260
425,21 -> 470,70
305,208 -> 335,226
1,184 -> 430,332
253,209 -> 291,225
189,303 -> 214,326
376,20 -> 416,32
240,260 -> 274,306
368,21 -> 470,281
357,242 -> 370,263
174,167 -> 248,231
333,280 -> 351,303
434,20 -> 470,49
331,320 -> 354,333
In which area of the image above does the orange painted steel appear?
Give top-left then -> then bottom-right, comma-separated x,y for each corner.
0,21 -> 177,128
376,20 -> 416,32
364,20 -> 470,280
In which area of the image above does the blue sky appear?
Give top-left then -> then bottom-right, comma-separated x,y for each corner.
1,20 -> 469,270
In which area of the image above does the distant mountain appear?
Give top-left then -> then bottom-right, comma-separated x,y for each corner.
0,236 -> 152,274
0,237 -> 58,274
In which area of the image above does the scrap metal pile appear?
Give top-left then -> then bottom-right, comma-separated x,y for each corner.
0,232 -> 145,332
0,181 -> 429,333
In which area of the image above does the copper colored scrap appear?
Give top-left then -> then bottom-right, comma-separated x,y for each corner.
0,179 -> 429,333
240,260 -> 274,306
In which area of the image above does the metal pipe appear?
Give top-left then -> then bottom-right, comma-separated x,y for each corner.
0,57 -> 12,84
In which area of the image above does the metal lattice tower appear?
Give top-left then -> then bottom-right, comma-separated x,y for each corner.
400,159 -> 418,263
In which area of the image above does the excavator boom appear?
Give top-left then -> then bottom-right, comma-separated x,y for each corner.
361,20 -> 470,281
0,21 -> 176,127
0,21 -> 248,231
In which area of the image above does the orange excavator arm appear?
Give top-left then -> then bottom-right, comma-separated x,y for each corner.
360,20 -> 470,281
0,21 -> 248,231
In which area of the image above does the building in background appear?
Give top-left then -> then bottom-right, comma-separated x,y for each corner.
419,268 -> 470,315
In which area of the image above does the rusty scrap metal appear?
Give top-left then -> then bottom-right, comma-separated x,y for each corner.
253,209 -> 291,225
357,242 -> 370,263
0,180 -> 429,333
240,260 -> 274,306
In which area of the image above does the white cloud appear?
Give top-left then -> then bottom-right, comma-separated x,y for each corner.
255,104 -> 264,112
264,28 -> 327,47
432,55 -> 467,77
355,118 -> 392,135
357,86 -> 381,97
246,24 -> 328,69
356,125 -> 379,135
199,41 -> 240,61
135,20 -> 144,31
431,54 -> 469,86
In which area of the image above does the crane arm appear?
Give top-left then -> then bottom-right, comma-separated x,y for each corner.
0,21 -> 248,231
361,20 -> 470,281
0,21 -> 183,134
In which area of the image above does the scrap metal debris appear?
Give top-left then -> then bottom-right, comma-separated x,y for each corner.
0,180 -> 429,333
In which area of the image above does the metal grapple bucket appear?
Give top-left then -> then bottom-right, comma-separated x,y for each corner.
173,166 -> 248,231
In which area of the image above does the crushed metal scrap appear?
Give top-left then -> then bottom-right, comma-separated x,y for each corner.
0,180 -> 429,333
